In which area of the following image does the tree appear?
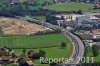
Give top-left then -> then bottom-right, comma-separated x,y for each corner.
22,49 -> 27,55
77,10 -> 83,15
39,50 -> 46,57
61,42 -> 66,48
46,14 -> 59,25
62,23 -> 67,28
92,45 -> 99,57
61,15 -> 65,20
0,27 -> 3,34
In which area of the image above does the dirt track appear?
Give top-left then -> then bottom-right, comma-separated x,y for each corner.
0,17 -> 51,35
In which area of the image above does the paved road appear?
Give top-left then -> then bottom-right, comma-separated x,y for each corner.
64,32 -> 84,66
19,17 -> 85,66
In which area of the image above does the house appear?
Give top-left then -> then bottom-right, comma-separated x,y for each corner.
26,60 -> 34,66
79,30 -> 90,34
83,40 -> 98,47
54,0 -> 70,3
0,56 -> 12,61
76,16 -> 92,25
19,59 -> 34,66
0,48 -> 13,64
91,29 -> 100,35
91,29 -> 100,39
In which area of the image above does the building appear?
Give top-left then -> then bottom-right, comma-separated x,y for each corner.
91,29 -> 100,39
55,14 -> 85,21
76,16 -> 91,22
54,0 -> 70,3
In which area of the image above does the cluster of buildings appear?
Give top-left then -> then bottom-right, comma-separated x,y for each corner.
55,13 -> 100,27
91,29 -> 100,39
0,47 -> 34,66
54,13 -> 100,46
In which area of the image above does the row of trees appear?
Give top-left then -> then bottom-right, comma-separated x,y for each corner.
55,0 -> 96,3
85,44 -> 99,57
22,0 -> 55,6
92,45 -> 99,57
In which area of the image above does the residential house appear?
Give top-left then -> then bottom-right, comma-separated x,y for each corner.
91,29 -> 100,39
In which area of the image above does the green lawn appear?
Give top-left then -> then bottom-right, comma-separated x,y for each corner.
0,33 -> 71,48
43,2 -> 100,12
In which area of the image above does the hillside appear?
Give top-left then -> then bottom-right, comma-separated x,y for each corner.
0,0 -> 54,4
43,2 -> 99,12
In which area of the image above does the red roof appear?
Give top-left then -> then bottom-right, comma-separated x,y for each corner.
27,60 -> 33,65
91,29 -> 100,34
0,56 -> 12,61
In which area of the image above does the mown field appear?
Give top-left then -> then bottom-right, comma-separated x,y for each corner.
4,33 -> 72,66
0,33 -> 71,48
43,2 -> 100,12
19,0 -> 54,4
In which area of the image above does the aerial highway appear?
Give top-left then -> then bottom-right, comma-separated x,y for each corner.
65,31 -> 84,66
19,16 -> 85,66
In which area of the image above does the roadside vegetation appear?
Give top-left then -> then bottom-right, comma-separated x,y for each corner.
85,45 -> 100,62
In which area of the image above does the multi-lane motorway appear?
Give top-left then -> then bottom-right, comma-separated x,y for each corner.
65,31 -> 84,66
20,17 -> 85,66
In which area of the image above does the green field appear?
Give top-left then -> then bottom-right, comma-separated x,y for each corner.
19,0 -> 54,4
36,0 -> 54,5
0,33 -> 71,48
14,46 -> 72,65
43,2 -> 100,12
3,33 -> 72,66
86,47 -> 100,62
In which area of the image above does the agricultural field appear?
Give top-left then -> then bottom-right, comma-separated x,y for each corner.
35,0 -> 54,5
19,0 -> 54,4
43,2 -> 100,12
0,17 -> 51,35
1,33 -> 72,66
0,33 -> 72,48
0,17 -> 73,66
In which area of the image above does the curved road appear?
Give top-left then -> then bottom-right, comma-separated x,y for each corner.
64,31 -> 84,66
20,17 -> 85,66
